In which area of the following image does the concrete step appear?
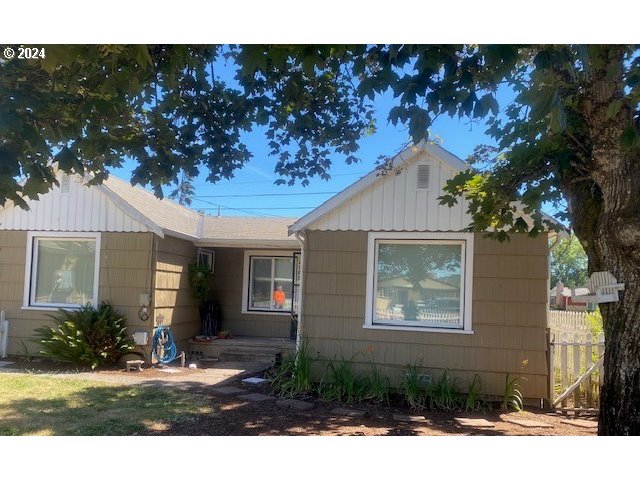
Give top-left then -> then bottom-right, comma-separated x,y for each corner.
219,349 -> 279,363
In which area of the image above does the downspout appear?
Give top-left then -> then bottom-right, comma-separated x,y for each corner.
294,231 -> 306,351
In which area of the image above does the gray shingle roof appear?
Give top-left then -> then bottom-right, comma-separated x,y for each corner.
201,216 -> 296,242
102,175 -> 296,244
102,175 -> 202,238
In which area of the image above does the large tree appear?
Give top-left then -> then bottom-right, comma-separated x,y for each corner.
1,44 -> 639,434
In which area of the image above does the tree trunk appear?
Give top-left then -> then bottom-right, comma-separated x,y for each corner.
573,45 -> 640,435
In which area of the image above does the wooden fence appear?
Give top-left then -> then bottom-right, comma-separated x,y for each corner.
549,330 -> 605,414
548,310 -> 591,335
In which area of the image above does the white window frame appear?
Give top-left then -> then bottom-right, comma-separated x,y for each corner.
364,231 -> 474,334
241,249 -> 299,316
197,248 -> 215,273
23,231 -> 101,310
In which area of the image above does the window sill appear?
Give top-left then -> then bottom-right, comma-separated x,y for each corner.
21,305 -> 83,312
241,309 -> 292,317
363,324 -> 474,334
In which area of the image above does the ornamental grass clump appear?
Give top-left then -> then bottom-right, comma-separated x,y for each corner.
35,302 -> 135,369
270,341 -> 314,398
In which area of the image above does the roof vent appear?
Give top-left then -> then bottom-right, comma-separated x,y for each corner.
417,164 -> 431,190
60,174 -> 71,194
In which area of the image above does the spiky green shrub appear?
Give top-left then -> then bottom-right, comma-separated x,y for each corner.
426,370 -> 462,411
361,363 -> 391,405
501,374 -> 524,411
35,302 -> 135,369
464,374 -> 486,412
270,341 -> 313,398
318,357 -> 366,404
402,364 -> 429,410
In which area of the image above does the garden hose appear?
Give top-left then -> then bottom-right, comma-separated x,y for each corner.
152,326 -> 178,365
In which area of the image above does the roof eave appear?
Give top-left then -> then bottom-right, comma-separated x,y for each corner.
194,238 -> 299,249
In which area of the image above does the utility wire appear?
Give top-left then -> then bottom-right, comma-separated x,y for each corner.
195,197 -> 286,218
198,206 -> 316,210
192,170 -> 369,188
193,191 -> 339,199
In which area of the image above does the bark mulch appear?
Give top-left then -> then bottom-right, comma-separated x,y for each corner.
1,356 -> 597,436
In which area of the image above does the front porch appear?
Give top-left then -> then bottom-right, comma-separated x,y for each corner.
188,336 -> 295,364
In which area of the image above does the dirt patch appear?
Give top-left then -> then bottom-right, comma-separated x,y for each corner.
0,356 -> 598,436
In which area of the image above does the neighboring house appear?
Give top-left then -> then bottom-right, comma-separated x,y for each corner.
0,172 -> 299,358
0,142 -> 561,404
550,280 -> 593,311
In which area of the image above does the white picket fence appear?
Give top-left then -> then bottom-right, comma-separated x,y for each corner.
548,310 -> 591,335
549,329 -> 605,414
375,308 -> 460,326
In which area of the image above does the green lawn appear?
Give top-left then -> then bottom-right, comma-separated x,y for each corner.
0,373 -> 215,435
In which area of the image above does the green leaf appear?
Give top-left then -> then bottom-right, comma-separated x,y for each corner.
549,99 -> 567,133
54,147 -> 83,172
530,87 -> 558,122
133,45 -> 153,67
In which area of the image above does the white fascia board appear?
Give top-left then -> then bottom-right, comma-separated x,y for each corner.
162,228 -> 198,242
194,238 -> 300,249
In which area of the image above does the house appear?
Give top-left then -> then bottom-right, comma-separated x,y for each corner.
289,142 -> 562,404
550,280 -> 593,311
0,142 -> 560,404
0,172 -> 300,359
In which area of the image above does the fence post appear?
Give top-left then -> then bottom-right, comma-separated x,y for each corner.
585,332 -> 593,407
598,332 -> 605,388
560,332 -> 568,411
573,332 -> 582,412
548,329 -> 555,408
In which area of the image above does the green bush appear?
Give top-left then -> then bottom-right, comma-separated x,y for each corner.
318,357 -> 366,404
501,373 -> 524,411
402,364 -> 429,410
427,370 -> 462,411
270,342 -> 313,398
35,302 -> 135,369
360,363 -> 391,405
464,374 -> 487,412
586,309 -> 604,336
188,263 -> 211,305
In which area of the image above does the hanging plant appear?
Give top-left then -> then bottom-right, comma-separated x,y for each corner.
188,263 -> 211,305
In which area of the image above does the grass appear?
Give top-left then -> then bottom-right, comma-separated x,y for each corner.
0,373 -> 214,435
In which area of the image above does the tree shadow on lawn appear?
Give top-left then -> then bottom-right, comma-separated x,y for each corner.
0,382 -> 216,436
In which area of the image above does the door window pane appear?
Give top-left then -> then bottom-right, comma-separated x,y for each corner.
250,258 -> 273,309
274,257 -> 293,311
249,256 -> 294,312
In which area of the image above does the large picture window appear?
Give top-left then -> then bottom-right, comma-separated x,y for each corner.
243,251 -> 298,314
365,232 -> 473,332
24,232 -> 100,309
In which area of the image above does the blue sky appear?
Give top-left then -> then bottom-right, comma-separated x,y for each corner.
109,64 -> 509,219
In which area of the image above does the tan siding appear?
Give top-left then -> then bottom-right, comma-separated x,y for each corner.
208,247 -> 293,338
0,231 -> 155,357
153,235 -> 200,351
302,230 -> 550,401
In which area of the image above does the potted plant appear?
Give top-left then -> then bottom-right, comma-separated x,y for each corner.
216,329 -> 231,340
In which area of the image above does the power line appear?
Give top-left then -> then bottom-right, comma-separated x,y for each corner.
195,198 -> 286,218
199,206 -> 316,210
192,170 -> 369,187
193,191 -> 339,199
